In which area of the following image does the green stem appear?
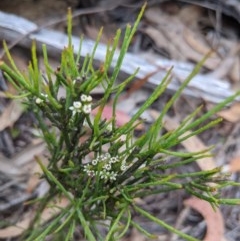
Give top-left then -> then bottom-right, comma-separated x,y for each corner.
134,205 -> 200,241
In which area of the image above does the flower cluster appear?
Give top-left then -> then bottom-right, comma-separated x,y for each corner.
69,94 -> 92,115
83,153 -> 128,182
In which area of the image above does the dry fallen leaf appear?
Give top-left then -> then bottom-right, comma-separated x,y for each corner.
184,197 -> 225,241
178,5 -> 203,28
144,8 -> 220,69
0,213 -> 32,238
142,26 -> 177,58
121,228 -> 148,241
0,100 -> 24,131
217,102 -> 240,123
92,105 -> 143,130
222,156 -> 240,173
92,105 -> 131,127
183,28 -> 216,56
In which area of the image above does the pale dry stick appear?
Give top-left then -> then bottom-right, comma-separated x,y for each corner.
0,4 -> 122,59
0,10 -> 237,103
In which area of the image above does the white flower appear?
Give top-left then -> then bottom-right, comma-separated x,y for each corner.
103,163 -> 112,170
73,101 -> 82,108
100,170 -> 109,180
109,171 -> 117,181
110,157 -> 119,163
99,170 -> 117,182
69,101 -> 82,115
92,159 -> 98,165
36,93 -> 47,104
83,164 -> 95,177
36,98 -> 43,104
83,164 -> 91,172
81,94 -> 92,103
41,93 -> 48,98
86,95 -> 92,102
87,170 -> 95,177
84,153 -> 125,182
106,124 -> 113,132
100,156 -> 107,161
97,153 -> 111,161
82,104 -> 92,114
73,76 -> 82,84
120,163 -> 127,171
81,94 -> 87,102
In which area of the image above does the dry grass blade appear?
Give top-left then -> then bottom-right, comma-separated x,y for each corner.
217,102 -> 240,123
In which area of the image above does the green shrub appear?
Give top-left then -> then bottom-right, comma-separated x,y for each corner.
1,5 -> 240,241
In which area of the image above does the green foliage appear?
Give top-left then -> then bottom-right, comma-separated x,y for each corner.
1,4 -> 240,241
